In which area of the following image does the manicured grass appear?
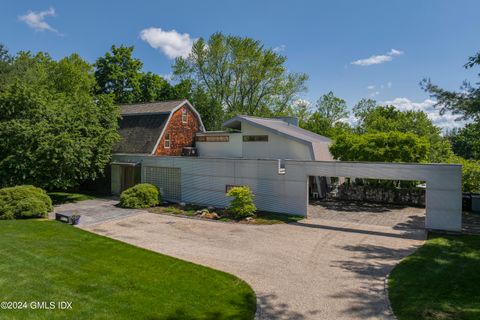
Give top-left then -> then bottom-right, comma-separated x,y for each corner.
47,192 -> 97,205
388,233 -> 480,320
0,220 -> 256,320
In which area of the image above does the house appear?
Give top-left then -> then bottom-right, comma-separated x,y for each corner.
112,99 -> 332,197
110,99 -> 463,231
195,115 -> 333,197
113,99 -> 205,156
195,115 -> 333,161
112,99 -> 205,191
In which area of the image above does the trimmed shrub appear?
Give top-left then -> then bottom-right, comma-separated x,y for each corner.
0,185 -> 53,219
120,184 -> 161,209
226,186 -> 257,219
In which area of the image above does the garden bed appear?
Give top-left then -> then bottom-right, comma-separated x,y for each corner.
148,203 -> 303,225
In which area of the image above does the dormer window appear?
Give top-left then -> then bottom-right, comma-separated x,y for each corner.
181,108 -> 187,123
164,133 -> 171,148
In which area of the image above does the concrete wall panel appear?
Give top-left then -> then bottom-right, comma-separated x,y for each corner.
111,154 -> 462,231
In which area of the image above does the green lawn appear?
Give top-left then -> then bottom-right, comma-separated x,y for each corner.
47,192 -> 97,205
388,233 -> 480,320
0,220 -> 256,320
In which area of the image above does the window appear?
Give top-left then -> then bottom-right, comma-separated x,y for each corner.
195,135 -> 229,142
242,135 -> 268,142
164,133 -> 171,148
181,108 -> 187,123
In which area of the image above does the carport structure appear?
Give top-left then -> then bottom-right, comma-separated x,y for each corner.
289,160 -> 462,232
112,155 -> 463,232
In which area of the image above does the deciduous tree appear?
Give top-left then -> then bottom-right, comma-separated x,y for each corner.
0,52 -> 120,190
173,32 -> 308,120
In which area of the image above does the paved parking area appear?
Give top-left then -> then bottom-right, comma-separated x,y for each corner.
309,200 -> 425,229
72,200 -> 426,320
52,198 -> 144,226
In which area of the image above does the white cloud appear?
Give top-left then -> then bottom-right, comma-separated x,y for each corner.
273,44 -> 286,52
140,27 -> 194,59
389,49 -> 403,56
161,73 -> 174,81
370,91 -> 380,98
387,81 -> 392,88
19,7 -> 59,34
351,48 -> 404,66
339,113 -> 359,127
382,97 -> 469,131
367,85 -> 376,90
293,98 -> 311,107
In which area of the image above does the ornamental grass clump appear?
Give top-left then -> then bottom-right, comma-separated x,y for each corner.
226,186 -> 256,219
120,183 -> 161,209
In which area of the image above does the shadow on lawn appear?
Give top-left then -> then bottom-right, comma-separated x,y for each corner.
159,292 -> 256,320
329,243 -> 422,319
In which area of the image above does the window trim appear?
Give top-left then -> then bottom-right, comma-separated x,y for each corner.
181,108 -> 188,124
195,135 -> 230,142
164,133 -> 171,148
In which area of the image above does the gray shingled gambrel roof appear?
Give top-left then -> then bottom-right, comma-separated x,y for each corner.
113,114 -> 169,154
113,99 -> 205,154
223,115 -> 333,161
120,99 -> 188,115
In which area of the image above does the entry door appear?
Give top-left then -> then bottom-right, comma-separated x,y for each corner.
121,166 -> 140,192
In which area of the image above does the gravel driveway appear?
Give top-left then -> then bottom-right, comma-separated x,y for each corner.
75,201 -> 426,320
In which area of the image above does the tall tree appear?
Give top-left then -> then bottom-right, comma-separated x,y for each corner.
172,32 -> 308,120
421,51 -> 480,121
300,92 -> 351,137
0,51 -> 120,190
314,91 -> 348,123
95,45 -> 178,104
358,105 -> 452,162
445,122 -> 480,160
352,98 -> 377,130
330,132 -> 430,163
95,45 -> 143,104
137,72 -> 174,103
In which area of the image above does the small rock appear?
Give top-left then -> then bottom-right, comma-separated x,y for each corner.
245,217 -> 254,222
200,212 -> 220,219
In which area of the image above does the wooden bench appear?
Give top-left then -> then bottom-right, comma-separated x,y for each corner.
55,211 -> 81,225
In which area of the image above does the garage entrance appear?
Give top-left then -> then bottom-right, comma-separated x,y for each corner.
307,176 -> 426,229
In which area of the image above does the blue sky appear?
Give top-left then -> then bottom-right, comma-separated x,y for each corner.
1,1 -> 479,129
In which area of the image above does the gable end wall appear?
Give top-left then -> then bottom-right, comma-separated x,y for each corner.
154,104 -> 200,156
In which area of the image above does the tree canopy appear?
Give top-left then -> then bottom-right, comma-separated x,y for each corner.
294,92 -> 352,138
445,122 -> 480,160
354,104 -> 453,162
95,45 -> 176,104
421,51 -> 480,121
173,32 -> 308,121
329,132 -> 430,163
0,50 -> 119,190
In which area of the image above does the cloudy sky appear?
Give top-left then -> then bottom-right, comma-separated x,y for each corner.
2,0 -> 479,130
